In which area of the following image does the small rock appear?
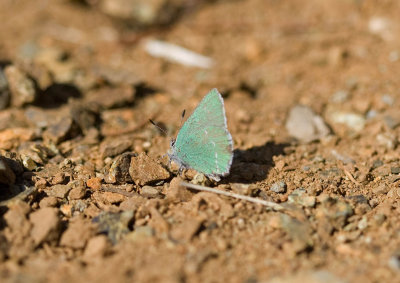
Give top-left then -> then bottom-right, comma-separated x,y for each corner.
285,105 -> 330,143
99,0 -> 184,28
4,65 -> 36,107
140,186 -> 162,198
99,191 -> 126,204
391,167 -> 400,174
166,177 -> 194,202
389,254 -> 400,271
87,177 -> 102,190
43,117 -> 81,144
100,139 -> 132,159
0,156 -> 16,185
331,90 -> 349,103
129,152 -> 170,186
82,235 -> 110,263
93,211 -> 134,244
51,172 -> 68,185
288,188 -> 316,208
46,184 -> 71,198
279,214 -> 313,254
39,196 -> 59,208
105,152 -> 135,183
68,186 -> 86,200
4,201 -> 31,231
328,111 -> 365,132
316,197 -> 353,230
270,181 -> 287,194
86,85 -> 135,109
29,207 -> 61,246
377,133 -> 397,150
60,216 -> 94,249
22,155 -> 37,171
0,128 -> 35,150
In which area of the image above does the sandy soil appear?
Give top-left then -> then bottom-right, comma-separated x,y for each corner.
1,0 -> 400,282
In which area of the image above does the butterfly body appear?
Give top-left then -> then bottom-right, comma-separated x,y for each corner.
168,89 -> 233,181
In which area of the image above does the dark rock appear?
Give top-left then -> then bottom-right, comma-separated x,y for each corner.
43,117 -> 81,144
0,156 -> 16,185
105,152 -> 136,183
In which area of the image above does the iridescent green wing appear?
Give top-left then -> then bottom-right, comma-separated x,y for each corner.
173,89 -> 233,180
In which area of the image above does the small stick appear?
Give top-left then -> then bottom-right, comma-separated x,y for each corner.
342,168 -> 360,186
181,182 -> 285,211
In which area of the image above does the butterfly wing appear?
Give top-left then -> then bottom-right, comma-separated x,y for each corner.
172,89 -> 233,181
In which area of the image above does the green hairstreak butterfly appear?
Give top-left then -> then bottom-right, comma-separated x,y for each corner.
168,88 -> 233,181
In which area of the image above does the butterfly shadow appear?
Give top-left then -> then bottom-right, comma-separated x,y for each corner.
224,141 -> 290,184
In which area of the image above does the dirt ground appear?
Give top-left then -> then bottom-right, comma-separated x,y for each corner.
1,0 -> 400,282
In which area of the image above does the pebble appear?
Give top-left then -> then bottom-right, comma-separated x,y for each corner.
285,105 -> 330,143
99,0 -> 183,28
331,90 -> 349,103
68,186 -> 86,200
93,211 -> 134,244
0,128 -> 35,150
0,156 -> 16,185
388,254 -> 400,271
4,65 -> 36,107
86,177 -> 102,190
279,214 -> 313,254
39,196 -> 59,208
140,186 -> 162,198
328,111 -> 365,132
29,207 -> 61,246
288,188 -> 316,208
45,184 -> 71,198
269,181 -> 287,194
129,152 -> 170,186
100,139 -> 132,159
105,152 -> 135,184
316,197 -> 354,229
43,117 -> 81,144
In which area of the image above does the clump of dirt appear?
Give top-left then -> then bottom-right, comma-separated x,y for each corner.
1,0 -> 400,282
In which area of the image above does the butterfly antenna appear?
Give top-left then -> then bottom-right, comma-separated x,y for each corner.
149,119 -> 168,136
179,109 -> 186,128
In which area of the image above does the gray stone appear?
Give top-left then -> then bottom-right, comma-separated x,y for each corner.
285,105 -> 330,143
270,181 -> 287,194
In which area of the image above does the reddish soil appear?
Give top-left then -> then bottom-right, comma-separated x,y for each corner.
1,0 -> 400,282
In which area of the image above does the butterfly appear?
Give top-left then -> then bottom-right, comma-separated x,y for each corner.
152,89 -> 234,181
